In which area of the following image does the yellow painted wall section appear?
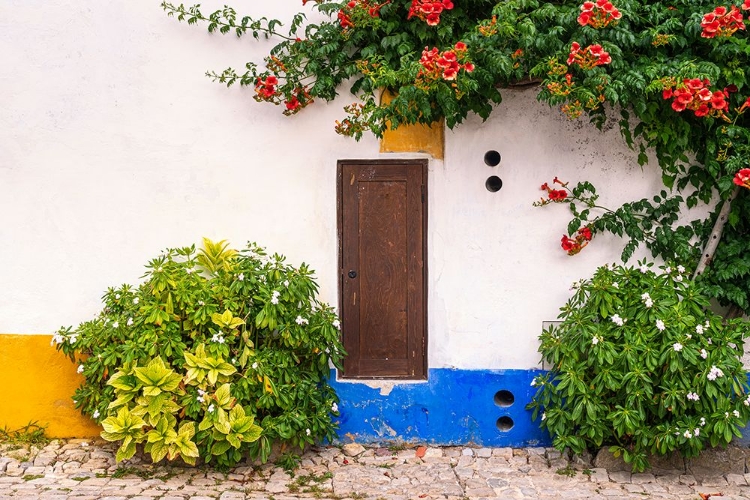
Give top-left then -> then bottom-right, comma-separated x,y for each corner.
380,120 -> 445,159
0,334 -> 101,438
379,91 -> 445,159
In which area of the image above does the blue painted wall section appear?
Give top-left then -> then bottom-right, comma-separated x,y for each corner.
329,368 -> 552,447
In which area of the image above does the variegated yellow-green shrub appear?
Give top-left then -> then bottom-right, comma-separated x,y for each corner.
55,239 -> 344,468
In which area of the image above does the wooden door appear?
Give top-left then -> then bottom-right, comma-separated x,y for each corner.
338,159 -> 427,379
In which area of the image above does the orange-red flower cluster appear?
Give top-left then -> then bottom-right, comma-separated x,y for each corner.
408,0 -> 454,26
254,76 -> 279,101
540,181 -> 568,202
338,0 -> 390,29
701,5 -> 747,38
283,87 -> 312,115
418,42 -> 474,82
561,227 -> 593,256
734,168 -> 750,189
662,79 -> 729,117
535,177 -> 570,205
567,42 -> 612,69
578,0 -> 622,28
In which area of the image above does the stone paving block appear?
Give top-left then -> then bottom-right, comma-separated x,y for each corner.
700,476 -> 729,487
589,467 -> 610,483
607,471 -> 631,483
631,473 -> 656,484
491,447 -> 513,460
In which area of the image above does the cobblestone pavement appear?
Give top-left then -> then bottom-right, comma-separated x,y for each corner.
2,439 -> 750,500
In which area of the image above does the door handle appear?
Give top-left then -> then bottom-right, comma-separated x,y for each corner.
348,270 -> 357,279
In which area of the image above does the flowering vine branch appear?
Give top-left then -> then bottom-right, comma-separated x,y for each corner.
163,0 -> 750,312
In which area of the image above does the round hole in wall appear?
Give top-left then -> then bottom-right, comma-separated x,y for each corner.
494,390 -> 515,408
496,416 -> 514,432
484,150 -> 501,166
485,176 -> 503,192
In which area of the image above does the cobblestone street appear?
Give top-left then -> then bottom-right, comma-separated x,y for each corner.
2,439 -> 750,499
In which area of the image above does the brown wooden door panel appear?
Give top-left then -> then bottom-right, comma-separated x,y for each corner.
338,160 -> 427,379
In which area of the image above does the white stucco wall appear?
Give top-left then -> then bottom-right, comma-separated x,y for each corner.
2,2 -> 672,370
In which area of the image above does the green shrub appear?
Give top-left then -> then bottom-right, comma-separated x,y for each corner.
54,239 -> 344,468
528,261 -> 750,472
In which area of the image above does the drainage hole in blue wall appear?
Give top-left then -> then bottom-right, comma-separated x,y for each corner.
494,390 -> 515,407
496,416 -> 514,432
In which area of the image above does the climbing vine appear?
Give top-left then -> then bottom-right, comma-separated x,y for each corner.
162,0 -> 750,313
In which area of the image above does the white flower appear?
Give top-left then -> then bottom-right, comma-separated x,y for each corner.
700,349 -> 708,359
541,412 -> 546,421
211,334 -> 225,344
305,428 -> 311,436
295,316 -> 309,325
687,392 -> 699,401
725,412 -> 730,418
686,334 -> 692,340
655,319 -> 666,332
283,280 -> 290,287
198,389 -> 206,396
197,396 -> 205,403
677,265 -> 686,273
707,365 -> 724,381
112,321 -> 119,329
683,430 -> 692,439
705,320 -> 710,328
592,336 -> 600,345
530,378 -> 537,387
133,297 -> 139,305
694,428 -> 700,437
69,335 -> 78,344
612,282 -> 619,289
611,314 -> 624,327
186,268 -> 194,274
252,362 -> 258,370
641,292 -> 651,300
673,342 -> 683,352
734,410 -> 741,418
271,290 -> 281,305
92,410 -> 100,419
675,275 -> 684,282
332,319 -> 341,329
696,324 -> 704,335
331,402 -> 339,413
644,298 -> 653,308
198,300 -> 205,306
127,318 -> 134,327
639,264 -> 649,273
707,338 -> 713,345
231,358 -> 236,364
208,404 -> 215,413
238,273 -> 245,281
77,364 -> 84,374
700,417 -> 706,426
745,396 -> 750,407
665,266 -> 672,274
51,333 -> 65,346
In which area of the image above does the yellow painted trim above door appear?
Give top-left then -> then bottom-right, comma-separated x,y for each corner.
379,91 -> 445,159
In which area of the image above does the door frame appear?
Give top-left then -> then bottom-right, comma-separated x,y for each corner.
336,158 -> 428,379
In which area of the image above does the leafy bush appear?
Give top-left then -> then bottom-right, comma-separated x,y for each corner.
54,239 -> 344,468
527,261 -> 750,472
